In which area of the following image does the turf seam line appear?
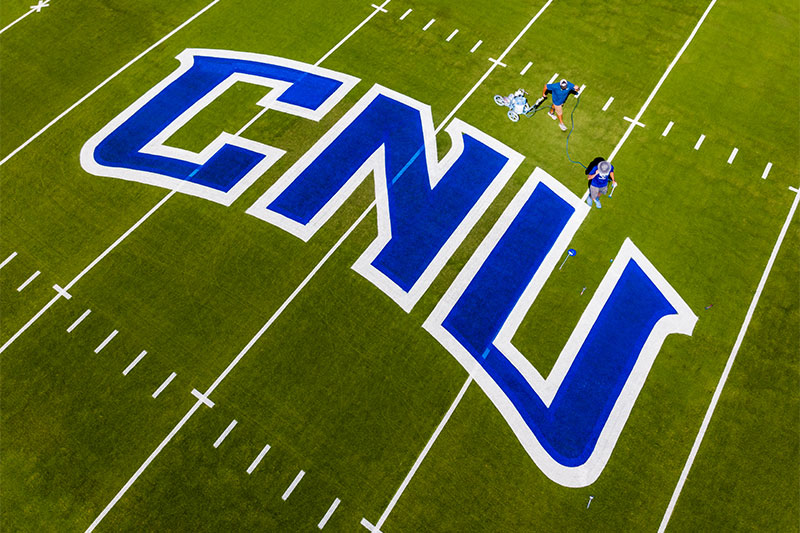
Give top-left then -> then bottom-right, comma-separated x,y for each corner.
658,186 -> 800,532
0,0 -> 221,167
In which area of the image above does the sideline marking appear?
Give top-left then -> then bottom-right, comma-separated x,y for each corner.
422,18 -> 435,31
67,309 -> 91,333
659,186 -> 800,532
573,84 -> 586,98
362,377 -> 473,531
282,470 -> 305,501
727,147 -> 738,164
399,8 -> 411,20
0,251 -> 17,270
370,3 -> 387,12
53,284 -> 72,299
520,61 -> 533,75
662,121 -> 674,137
607,0 -> 719,163
602,96 -> 614,111
470,40 -> 482,53
762,162 -> 773,180
94,330 -> 119,354
623,116 -> 645,128
488,57 -> 507,68
694,134 -> 705,150
789,186 -> 799,193
152,372 -> 177,398
547,72 -> 559,84
0,0 -> 221,167
246,443 -> 271,474
213,419 -> 238,448
122,350 -> 147,376
318,498 -> 341,529
0,0 -> 48,35
83,5 -> 391,528
16,270 -> 40,292
446,29 -> 459,42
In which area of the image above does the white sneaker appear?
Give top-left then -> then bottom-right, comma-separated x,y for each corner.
548,111 -> 557,120
559,122 -> 567,131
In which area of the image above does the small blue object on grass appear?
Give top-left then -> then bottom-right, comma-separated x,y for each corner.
558,248 -> 577,270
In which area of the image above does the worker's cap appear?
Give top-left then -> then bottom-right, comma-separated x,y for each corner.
559,79 -> 568,89
597,160 -> 612,176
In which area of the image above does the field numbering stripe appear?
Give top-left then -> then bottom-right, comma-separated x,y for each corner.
422,18 -> 435,31
446,29 -> 458,42
470,40 -> 482,53
16,270 -> 41,292
246,444 -> 271,474
694,134 -> 705,150
122,350 -> 147,376
602,96 -> 614,111
94,330 -> 119,354
213,419 -> 238,448
318,498 -> 341,529
67,309 -> 92,333
0,251 -> 17,270
727,147 -> 738,164
399,8 -> 411,20
520,61 -> 533,75
762,162 -> 773,180
662,121 -> 674,137
152,372 -> 177,399
659,187 -> 800,532
282,470 -> 305,501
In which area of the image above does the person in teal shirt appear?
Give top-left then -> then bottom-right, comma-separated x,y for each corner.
542,78 -> 580,131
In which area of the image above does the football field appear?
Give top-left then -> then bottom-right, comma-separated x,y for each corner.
1,0 -> 798,531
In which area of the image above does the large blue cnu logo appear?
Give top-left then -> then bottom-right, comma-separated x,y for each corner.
80,49 -> 697,487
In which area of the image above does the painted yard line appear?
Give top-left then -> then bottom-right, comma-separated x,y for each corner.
659,187 -> 800,533
151,372 -> 177,399
16,270 -> 41,292
0,2 -> 46,36
437,0 -> 553,134
623,116 -> 645,128
318,498 -> 342,529
0,251 -> 17,270
547,72 -> 559,84
602,96 -> 614,111
122,350 -> 148,376
789,186 -> 799,193
370,3 -> 387,13
399,8 -> 411,20
422,18 -> 435,31
246,443 -> 272,474
520,61 -> 533,75
573,84 -> 586,98
84,6 -> 389,527
282,470 -> 306,501
66,309 -> 92,333
213,419 -> 238,448
0,0 -> 220,167
470,40 -> 483,53
662,121 -> 674,137
362,376 -> 473,531
85,399 -> 206,532
94,330 -> 119,354
693,134 -> 706,150
762,162 -> 773,180
488,57 -> 507,68
727,147 -> 738,164
607,0 -> 718,163
316,0 -> 390,66
446,29 -> 459,42
0,293 -> 61,354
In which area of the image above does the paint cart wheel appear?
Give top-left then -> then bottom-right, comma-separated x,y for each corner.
507,110 -> 519,122
494,95 -> 508,106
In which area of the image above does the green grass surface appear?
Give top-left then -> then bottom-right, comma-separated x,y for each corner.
1,0 -> 798,531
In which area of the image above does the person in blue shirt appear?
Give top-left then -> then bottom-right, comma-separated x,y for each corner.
586,159 -> 617,209
541,78 -> 581,131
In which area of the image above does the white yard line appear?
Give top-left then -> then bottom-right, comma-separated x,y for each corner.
318,498 -> 342,529
399,8 -> 411,20
282,470 -> 306,500
16,270 -> 40,292
246,443 -> 271,474
0,0 -> 220,167
446,29 -> 459,42
520,61 -> 533,75
151,372 -> 177,399
659,187 -> 800,532
67,309 -> 92,333
607,0 -> 718,163
0,251 -> 17,270
316,1 -> 389,66
94,329 -> 118,354
0,2 -> 46,36
662,121 -> 674,137
422,19 -> 435,31
693,134 -> 705,150
122,350 -> 147,375
547,72 -> 559,84
726,147 -> 738,164
212,419 -> 238,448
602,96 -> 614,111
761,162 -> 773,180
470,40 -> 482,53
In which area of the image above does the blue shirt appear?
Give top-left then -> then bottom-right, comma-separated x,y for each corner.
589,163 -> 614,188
546,82 -> 575,106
